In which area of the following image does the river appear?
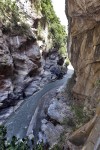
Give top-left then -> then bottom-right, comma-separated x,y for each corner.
5,65 -> 74,140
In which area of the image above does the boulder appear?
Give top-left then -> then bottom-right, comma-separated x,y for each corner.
50,66 -> 63,79
48,100 -> 72,124
24,82 -> 40,97
39,119 -> 64,147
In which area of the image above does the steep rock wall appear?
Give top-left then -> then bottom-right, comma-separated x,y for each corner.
0,24 -> 41,104
0,0 -> 66,109
0,0 -> 52,106
66,0 -> 100,102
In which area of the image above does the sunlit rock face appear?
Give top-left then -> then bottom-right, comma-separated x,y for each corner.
66,0 -> 100,101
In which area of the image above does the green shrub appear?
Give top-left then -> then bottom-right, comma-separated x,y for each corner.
0,125 -> 44,150
71,105 -> 89,128
64,58 -> 70,67
95,79 -> 100,86
41,0 -> 67,56
32,0 -> 41,13
0,0 -> 31,36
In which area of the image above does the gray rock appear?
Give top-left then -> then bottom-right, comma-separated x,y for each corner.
0,103 -> 3,107
0,30 -> 2,37
0,107 -> 14,124
26,43 -> 41,61
49,54 -> 56,60
0,37 -> 3,44
39,119 -> 64,147
9,36 -> 27,48
24,82 -> 41,97
13,100 -> 24,111
48,100 -> 72,123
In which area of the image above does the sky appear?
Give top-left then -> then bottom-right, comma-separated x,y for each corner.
51,0 -> 68,31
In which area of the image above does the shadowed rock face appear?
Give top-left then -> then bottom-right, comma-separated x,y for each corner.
0,25 -> 41,104
66,0 -> 100,101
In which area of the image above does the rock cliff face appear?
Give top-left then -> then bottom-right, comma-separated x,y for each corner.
0,0 -> 54,107
66,0 -> 100,103
66,1 -> 100,149
0,0 -> 67,109
0,23 -> 41,104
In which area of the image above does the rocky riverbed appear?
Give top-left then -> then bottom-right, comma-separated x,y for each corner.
26,65 -> 95,150
24,65 -> 83,149
0,49 -> 67,125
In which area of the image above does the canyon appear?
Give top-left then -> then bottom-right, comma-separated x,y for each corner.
0,0 -> 100,150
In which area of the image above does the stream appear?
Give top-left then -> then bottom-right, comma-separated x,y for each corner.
5,65 -> 74,140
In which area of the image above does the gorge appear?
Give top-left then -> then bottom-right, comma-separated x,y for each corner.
0,0 -> 100,150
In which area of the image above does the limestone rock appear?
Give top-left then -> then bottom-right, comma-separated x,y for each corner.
24,83 -> 40,97
0,22 -> 2,28
9,36 -> 27,48
39,119 -> 64,147
48,100 -> 72,124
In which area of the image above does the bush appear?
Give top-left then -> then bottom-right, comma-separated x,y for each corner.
0,0 -> 31,36
0,125 -> 45,150
32,0 -> 41,13
59,46 -> 67,57
64,58 -> 70,67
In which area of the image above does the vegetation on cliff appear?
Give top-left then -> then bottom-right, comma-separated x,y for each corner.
41,0 -> 67,56
0,0 -> 30,36
0,0 -> 67,56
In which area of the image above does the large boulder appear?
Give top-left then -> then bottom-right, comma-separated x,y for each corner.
47,99 -> 72,124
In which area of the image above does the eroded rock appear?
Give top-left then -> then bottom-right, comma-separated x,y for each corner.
48,99 -> 72,124
39,119 -> 64,147
69,115 -> 97,146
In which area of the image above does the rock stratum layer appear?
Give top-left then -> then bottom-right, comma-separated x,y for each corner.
66,0 -> 100,102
